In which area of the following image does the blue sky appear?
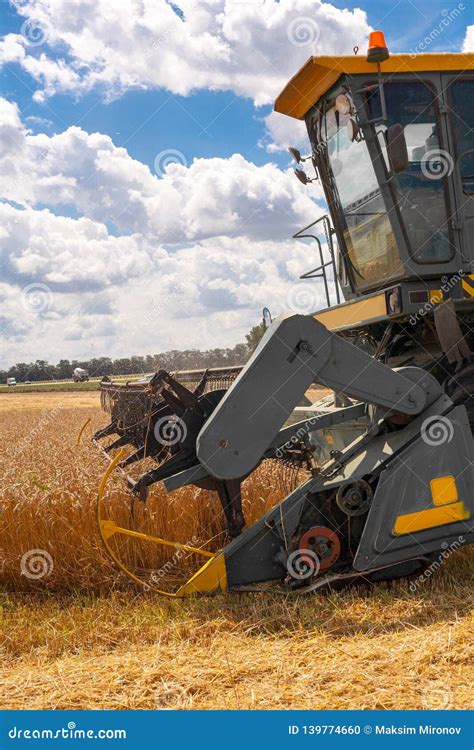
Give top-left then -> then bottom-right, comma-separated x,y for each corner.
1,0 -> 280,173
1,0 -> 470,173
0,0 -> 472,367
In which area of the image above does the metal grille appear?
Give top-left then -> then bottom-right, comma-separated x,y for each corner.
99,366 -> 243,421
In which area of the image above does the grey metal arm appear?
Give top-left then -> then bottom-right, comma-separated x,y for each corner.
266,402 -> 366,453
197,313 -> 427,480
164,403 -> 366,492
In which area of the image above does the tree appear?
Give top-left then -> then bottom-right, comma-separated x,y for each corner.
245,322 -> 266,353
230,343 -> 247,364
112,358 -> 133,375
9,362 -> 32,381
57,359 -> 72,379
32,360 -> 56,381
2,336 -> 257,382
89,357 -> 113,376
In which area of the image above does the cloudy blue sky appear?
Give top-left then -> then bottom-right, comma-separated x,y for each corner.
0,0 -> 472,368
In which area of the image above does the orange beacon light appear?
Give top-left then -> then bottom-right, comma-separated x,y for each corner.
367,30 -> 390,63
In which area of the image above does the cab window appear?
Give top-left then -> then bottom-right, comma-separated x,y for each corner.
369,82 -> 453,264
323,102 -> 402,290
449,81 -> 474,195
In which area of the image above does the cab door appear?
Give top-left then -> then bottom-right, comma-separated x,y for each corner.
442,75 -> 474,267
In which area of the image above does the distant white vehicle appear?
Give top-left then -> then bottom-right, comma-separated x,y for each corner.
73,367 -> 90,383
6,377 -> 17,386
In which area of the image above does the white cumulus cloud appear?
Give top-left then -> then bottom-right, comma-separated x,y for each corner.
0,0 -> 370,105
0,201 -> 330,367
0,202 -> 160,290
0,97 -> 323,241
463,25 -> 474,52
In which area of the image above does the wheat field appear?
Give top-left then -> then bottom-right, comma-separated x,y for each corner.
0,392 -> 473,710
0,392 -> 299,593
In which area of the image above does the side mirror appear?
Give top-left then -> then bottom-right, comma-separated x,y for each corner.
288,147 -> 302,163
262,307 -> 272,330
294,168 -> 310,185
386,123 -> 409,173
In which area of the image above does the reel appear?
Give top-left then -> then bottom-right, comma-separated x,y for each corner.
97,450 -> 226,598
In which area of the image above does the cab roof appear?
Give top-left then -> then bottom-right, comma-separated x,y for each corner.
274,53 -> 474,120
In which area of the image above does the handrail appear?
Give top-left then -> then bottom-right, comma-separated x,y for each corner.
293,214 -> 341,307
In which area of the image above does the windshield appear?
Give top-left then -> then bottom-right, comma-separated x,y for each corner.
323,102 -> 402,290
368,82 -> 452,264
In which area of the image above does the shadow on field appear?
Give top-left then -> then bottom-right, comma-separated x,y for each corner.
2,548 -> 472,655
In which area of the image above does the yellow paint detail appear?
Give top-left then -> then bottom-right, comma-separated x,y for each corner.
393,502 -> 470,535
99,521 -> 214,558
177,554 -> 227,596
314,293 -> 387,331
325,433 -> 335,444
100,519 -> 118,540
96,449 -> 222,598
462,279 -> 474,298
275,53 -> 474,119
430,476 -> 458,506
77,417 -> 91,444
429,290 -> 443,304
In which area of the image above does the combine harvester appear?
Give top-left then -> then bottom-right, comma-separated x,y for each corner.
95,32 -> 474,596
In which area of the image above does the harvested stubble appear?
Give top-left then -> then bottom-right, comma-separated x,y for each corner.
0,393 -> 473,711
1,572 -> 473,709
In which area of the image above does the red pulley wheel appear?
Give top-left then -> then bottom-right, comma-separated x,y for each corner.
299,526 -> 341,571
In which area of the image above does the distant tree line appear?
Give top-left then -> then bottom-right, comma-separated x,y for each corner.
1,323 -> 267,383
